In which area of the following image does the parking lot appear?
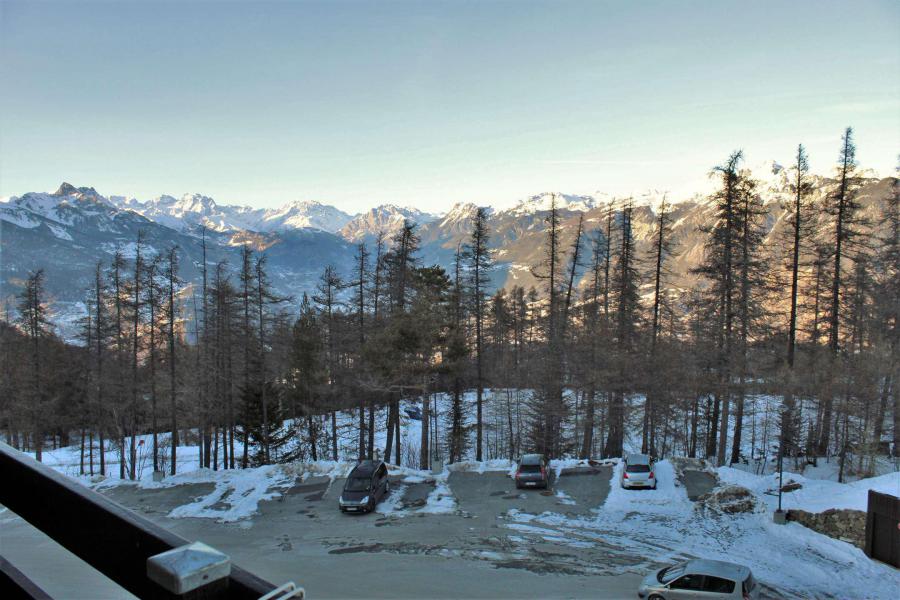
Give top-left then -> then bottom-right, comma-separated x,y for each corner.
3,465 -> 656,599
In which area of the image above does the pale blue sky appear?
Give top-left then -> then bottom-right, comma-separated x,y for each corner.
1,0 -> 898,212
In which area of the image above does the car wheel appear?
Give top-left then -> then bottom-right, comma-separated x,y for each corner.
648,595 -> 665,600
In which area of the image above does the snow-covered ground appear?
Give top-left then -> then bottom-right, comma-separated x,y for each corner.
11,389 -> 900,598
719,466 -> 900,513
504,460 -> 900,599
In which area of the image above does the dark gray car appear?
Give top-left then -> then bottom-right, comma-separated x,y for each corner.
515,454 -> 550,489
338,460 -> 390,513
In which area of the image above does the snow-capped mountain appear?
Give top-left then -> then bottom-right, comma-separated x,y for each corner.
109,195 -> 352,234
0,184 -> 354,329
3,165 -> 896,337
502,192 -> 597,217
251,200 -> 353,233
340,204 -> 440,243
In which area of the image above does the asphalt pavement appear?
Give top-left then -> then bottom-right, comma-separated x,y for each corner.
1,466 -> 651,599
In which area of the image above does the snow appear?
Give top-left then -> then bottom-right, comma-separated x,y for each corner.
14,387 -> 900,598
111,193 -> 353,234
603,459 -> 694,516
555,489 -> 577,505
502,192 -> 597,216
47,223 -> 73,241
719,467 -> 900,513
255,200 -> 353,233
374,483 -> 408,516
420,470 -> 457,514
164,464 -> 296,522
498,459 -> 900,598
447,458 -> 517,475
99,241 -> 159,259
0,207 -> 41,228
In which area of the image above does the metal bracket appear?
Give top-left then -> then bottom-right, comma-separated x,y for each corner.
258,582 -> 305,600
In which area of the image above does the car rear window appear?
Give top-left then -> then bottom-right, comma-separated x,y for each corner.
344,476 -> 371,492
626,464 -> 651,473
743,573 -> 756,593
520,464 -> 542,473
657,564 -> 685,584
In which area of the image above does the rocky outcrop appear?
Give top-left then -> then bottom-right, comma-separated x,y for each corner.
786,509 -> 866,549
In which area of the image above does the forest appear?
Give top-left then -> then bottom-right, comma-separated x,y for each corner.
2,127 -> 897,484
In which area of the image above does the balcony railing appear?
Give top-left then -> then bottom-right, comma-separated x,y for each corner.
0,442 -> 291,599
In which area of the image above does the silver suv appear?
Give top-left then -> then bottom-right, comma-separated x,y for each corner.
638,559 -> 759,600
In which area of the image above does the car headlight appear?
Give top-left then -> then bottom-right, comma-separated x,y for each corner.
361,496 -> 369,505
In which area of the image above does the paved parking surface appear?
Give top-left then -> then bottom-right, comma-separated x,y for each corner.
3,466 -> 648,599
681,470 -> 718,501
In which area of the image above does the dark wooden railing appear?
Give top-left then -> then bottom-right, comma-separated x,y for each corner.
0,442 -> 277,599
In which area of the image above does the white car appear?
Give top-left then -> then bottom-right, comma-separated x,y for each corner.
621,453 -> 656,489
638,559 -> 760,600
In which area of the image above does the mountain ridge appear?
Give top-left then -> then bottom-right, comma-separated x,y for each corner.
2,168 -> 896,340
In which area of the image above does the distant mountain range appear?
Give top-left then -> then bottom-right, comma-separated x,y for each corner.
2,163 -> 896,337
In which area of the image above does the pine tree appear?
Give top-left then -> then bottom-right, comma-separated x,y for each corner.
693,150 -> 743,464
255,253 -> 289,464
146,255 -> 163,472
463,207 -> 492,461
730,174 -> 766,465
781,144 -> 814,463
873,166 -> 899,455
290,294 -> 326,461
352,243 -> 370,460
91,261 -> 109,475
819,127 -> 866,456
238,244 -> 256,468
580,230 -> 608,458
127,231 -> 146,480
163,246 -> 181,475
16,270 -> 50,461
645,197 -> 678,455
603,202 -> 641,458
109,247 -> 128,478
529,194 -> 566,456
445,244 -> 470,463
313,264 -> 343,461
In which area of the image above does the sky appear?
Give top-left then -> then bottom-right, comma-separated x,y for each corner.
1,0 -> 898,213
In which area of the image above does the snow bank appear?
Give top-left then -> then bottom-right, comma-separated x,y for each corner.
718,467 -> 900,513
166,464 -> 296,522
420,470 -> 457,514
375,484 -> 408,516
447,458 -> 516,475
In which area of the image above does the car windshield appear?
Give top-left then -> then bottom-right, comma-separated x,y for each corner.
626,464 -> 651,473
520,464 -> 542,473
658,564 -> 686,584
743,574 -> 756,592
344,476 -> 371,492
